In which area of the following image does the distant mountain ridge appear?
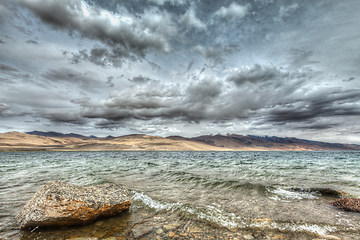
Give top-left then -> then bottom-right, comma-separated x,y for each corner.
26,131 -> 94,140
14,131 -> 360,151
167,134 -> 360,151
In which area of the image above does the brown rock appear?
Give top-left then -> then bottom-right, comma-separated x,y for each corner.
16,181 -> 131,229
332,197 -> 360,213
290,188 -> 349,198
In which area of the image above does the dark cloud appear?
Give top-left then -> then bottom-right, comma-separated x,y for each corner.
226,64 -> 291,86
0,64 -> 19,72
106,76 -> 114,87
193,44 -> 239,65
130,75 -> 153,84
266,89 -> 360,123
343,77 -> 355,82
26,39 -> 38,44
20,0 -> 176,57
186,61 -> 193,71
297,123 -> 339,130
36,108 -> 87,124
147,61 -> 161,71
148,0 -> 187,5
0,103 -> 10,115
185,78 -> 222,103
0,3 -> 13,24
287,48 -> 319,69
41,68 -> 104,90
71,96 -> 91,105
71,46 -> 136,68
94,119 -> 124,129
0,103 -> 29,117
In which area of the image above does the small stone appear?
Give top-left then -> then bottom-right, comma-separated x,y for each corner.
168,231 -> 176,237
243,235 -> 254,239
163,223 -> 180,230
157,228 -> 164,234
188,226 -> 202,233
319,235 -> 341,240
180,233 -> 188,237
251,218 -> 272,222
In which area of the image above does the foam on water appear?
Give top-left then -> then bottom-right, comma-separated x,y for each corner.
268,187 -> 319,200
132,191 -> 340,235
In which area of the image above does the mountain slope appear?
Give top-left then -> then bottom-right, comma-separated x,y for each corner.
1,131 -> 359,151
167,134 -> 360,151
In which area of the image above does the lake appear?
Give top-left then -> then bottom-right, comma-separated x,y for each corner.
1,151 -> 360,239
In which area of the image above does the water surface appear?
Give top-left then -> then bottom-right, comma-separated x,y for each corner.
1,151 -> 360,239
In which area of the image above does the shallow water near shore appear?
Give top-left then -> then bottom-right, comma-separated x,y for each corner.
1,151 -> 360,239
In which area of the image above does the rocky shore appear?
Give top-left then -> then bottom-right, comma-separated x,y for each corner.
16,183 -> 359,240
20,210 -> 355,240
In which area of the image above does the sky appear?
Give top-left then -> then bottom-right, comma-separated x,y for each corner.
0,0 -> 360,143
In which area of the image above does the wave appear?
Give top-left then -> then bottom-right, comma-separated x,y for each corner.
162,170 -> 273,194
131,191 -> 338,236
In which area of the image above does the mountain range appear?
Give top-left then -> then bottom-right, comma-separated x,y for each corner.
0,131 -> 358,151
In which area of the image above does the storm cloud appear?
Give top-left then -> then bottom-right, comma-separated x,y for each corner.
0,0 -> 359,143
20,0 -> 176,57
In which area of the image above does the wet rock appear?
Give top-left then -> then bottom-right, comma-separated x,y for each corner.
289,188 -> 349,198
332,197 -> 360,213
16,181 -> 131,229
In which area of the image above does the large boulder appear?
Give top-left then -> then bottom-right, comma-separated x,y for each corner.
16,181 -> 131,229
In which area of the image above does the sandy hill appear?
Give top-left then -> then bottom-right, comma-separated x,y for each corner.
0,132 -> 228,151
168,134 -> 360,151
0,132 -> 359,151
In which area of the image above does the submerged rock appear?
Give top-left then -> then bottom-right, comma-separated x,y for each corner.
289,188 -> 349,198
332,198 -> 360,213
16,181 -> 131,229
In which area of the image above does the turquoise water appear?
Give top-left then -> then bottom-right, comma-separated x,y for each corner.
1,151 -> 360,239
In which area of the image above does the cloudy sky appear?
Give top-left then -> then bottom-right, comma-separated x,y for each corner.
0,0 -> 360,143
